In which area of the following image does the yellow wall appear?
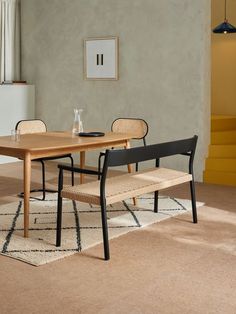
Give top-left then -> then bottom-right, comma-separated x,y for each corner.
212,0 -> 236,115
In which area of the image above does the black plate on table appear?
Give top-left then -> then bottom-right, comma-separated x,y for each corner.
78,132 -> 105,137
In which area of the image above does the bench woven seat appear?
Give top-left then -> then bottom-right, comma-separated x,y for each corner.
62,167 -> 192,205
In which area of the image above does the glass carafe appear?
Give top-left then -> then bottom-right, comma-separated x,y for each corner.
72,108 -> 83,135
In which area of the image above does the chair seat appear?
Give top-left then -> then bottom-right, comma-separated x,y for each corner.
62,167 -> 192,205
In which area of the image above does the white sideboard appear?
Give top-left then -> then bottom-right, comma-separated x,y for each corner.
0,85 -> 35,163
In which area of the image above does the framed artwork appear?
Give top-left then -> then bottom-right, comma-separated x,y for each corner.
84,36 -> 119,80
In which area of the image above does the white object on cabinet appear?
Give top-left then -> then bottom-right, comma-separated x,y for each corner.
0,85 -> 35,163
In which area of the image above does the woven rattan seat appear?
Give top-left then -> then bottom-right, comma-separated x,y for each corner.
62,168 -> 192,205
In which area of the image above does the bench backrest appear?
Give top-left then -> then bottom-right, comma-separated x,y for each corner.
104,135 -> 197,166
101,136 -> 198,186
99,135 -> 198,197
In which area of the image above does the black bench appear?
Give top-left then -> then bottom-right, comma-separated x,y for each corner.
56,135 -> 198,260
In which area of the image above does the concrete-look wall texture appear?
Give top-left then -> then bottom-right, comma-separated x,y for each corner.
21,0 -> 211,181
212,0 -> 236,115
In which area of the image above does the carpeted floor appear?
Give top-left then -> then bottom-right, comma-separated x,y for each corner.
0,162 -> 236,314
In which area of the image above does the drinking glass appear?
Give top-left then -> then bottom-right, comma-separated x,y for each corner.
11,129 -> 20,141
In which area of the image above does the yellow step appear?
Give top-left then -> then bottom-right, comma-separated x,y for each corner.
205,158 -> 236,172
211,130 -> 236,144
211,115 -> 236,131
205,115 -> 236,186
208,145 -> 236,158
203,170 -> 236,187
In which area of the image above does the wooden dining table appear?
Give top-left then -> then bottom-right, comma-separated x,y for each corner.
0,131 -> 134,238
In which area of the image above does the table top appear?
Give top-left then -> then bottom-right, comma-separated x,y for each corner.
0,131 -> 133,159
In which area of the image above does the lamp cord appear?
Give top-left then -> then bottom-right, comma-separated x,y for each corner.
225,0 -> 227,21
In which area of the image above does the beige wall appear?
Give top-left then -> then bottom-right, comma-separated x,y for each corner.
212,0 -> 236,115
21,0 -> 211,181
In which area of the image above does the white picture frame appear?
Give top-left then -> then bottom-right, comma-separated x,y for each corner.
84,36 -> 119,80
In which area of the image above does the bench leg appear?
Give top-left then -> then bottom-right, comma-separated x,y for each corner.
100,199 -> 110,260
56,194 -> 63,246
190,180 -> 198,223
56,169 -> 63,247
154,191 -> 159,213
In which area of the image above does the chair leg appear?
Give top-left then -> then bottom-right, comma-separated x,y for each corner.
190,180 -> 198,223
100,198 -> 110,260
19,159 -> 58,201
135,162 -> 138,172
40,160 -> 46,201
98,154 -> 103,180
56,169 -> 63,247
69,155 -> 74,186
154,191 -> 159,213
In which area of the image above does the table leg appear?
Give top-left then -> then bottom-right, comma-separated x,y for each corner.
80,151 -> 85,184
23,153 -> 31,237
124,140 -> 137,206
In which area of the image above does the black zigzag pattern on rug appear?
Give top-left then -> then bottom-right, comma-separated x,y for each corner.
0,195 -> 187,254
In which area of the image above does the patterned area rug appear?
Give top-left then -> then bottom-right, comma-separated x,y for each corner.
0,194 -> 203,266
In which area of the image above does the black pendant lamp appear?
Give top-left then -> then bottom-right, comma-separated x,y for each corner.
213,0 -> 236,34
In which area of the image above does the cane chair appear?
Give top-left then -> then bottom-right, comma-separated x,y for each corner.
16,119 -> 74,200
98,118 -> 148,178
